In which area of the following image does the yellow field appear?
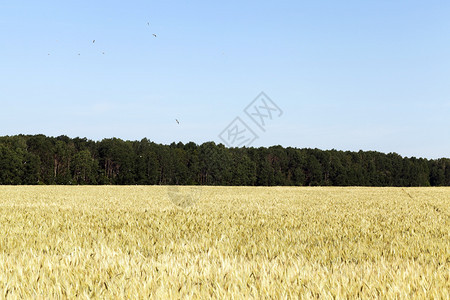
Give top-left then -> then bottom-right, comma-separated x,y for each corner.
0,186 -> 448,299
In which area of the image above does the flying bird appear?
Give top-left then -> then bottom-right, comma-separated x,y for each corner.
152,34 -> 157,37
147,22 -> 150,26
93,40 -> 95,43
176,119 -> 180,124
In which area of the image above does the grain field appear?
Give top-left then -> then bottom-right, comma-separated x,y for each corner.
0,186 -> 448,298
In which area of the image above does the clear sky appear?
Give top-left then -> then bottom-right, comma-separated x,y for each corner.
1,1 -> 449,159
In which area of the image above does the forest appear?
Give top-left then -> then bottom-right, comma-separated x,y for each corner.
0,134 -> 449,186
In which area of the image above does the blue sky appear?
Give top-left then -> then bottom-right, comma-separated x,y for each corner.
0,1 -> 449,158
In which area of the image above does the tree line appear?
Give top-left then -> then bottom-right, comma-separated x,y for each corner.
0,134 -> 449,186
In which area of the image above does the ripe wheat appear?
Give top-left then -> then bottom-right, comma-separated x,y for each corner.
0,186 -> 448,298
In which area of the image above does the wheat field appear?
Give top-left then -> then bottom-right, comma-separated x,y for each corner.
0,186 -> 448,299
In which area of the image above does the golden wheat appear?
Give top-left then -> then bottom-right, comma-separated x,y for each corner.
0,186 -> 448,299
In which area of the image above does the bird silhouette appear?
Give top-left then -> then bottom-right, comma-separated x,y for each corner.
93,40 -> 95,43
152,34 -> 157,37
176,119 -> 180,124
